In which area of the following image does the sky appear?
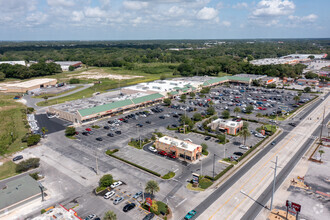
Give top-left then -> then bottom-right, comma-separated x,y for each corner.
0,0 -> 329,40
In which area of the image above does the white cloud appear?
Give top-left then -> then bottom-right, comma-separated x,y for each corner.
196,7 -> 218,20
222,21 -> 231,27
72,11 -> 84,22
84,7 -> 107,18
233,2 -> 248,9
288,14 -> 318,22
47,0 -> 75,7
123,1 -> 149,10
168,6 -> 184,17
252,0 -> 295,17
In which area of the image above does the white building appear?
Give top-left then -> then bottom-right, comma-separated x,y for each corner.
209,119 -> 243,135
54,61 -> 82,71
0,61 -> 26,66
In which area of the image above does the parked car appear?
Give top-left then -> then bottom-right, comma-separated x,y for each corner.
142,213 -> 155,220
271,141 -> 276,145
13,155 -> 23,161
136,124 -> 143,127
104,191 -> 115,199
123,203 -> 136,212
159,116 -> 165,119
115,130 -> 122,134
289,123 -> 296,127
146,121 -> 151,124
85,128 -> 91,132
82,131 -> 88,136
204,136 -> 211,141
96,137 -> 103,141
234,152 -> 244,156
239,145 -> 249,150
158,151 -> 167,156
133,191 -> 143,199
103,126 -> 110,130
113,196 -> 124,205
107,133 -> 114,137
184,210 -> 197,220
111,181 -> 123,188
167,153 -> 176,159
148,146 -> 157,153
84,214 -> 96,220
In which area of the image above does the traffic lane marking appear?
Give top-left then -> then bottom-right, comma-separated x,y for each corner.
208,133 -> 297,220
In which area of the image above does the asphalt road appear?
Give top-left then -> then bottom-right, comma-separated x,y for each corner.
242,113 -> 330,220
191,93 -> 328,219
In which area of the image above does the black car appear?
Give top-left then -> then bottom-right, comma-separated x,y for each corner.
172,124 -> 177,128
13,155 -> 23,161
143,213 -> 155,220
234,152 -> 244,156
173,114 -> 179,118
146,121 -> 151,124
104,126 -> 110,130
82,131 -> 89,136
96,137 -> 103,141
136,124 -> 143,127
204,136 -> 211,141
123,203 -> 136,212
159,116 -> 165,119
107,133 -> 114,137
115,131 -> 121,134
289,123 -> 296,127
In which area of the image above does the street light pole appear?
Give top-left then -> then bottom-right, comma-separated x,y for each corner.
212,154 -> 216,179
319,106 -> 325,142
140,182 -> 144,203
270,156 -> 278,211
200,159 -> 203,176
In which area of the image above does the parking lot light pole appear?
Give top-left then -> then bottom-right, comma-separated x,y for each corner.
200,159 -> 203,176
140,182 -> 144,203
270,156 -> 278,211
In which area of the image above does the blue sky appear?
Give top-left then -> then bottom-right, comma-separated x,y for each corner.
0,0 -> 328,40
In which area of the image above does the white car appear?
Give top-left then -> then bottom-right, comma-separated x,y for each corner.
113,196 -> 124,205
239,145 -> 249,150
164,114 -> 170,117
111,181 -> 123,188
255,133 -> 265,138
148,146 -> 157,153
184,138 -> 193,142
104,191 -> 115,199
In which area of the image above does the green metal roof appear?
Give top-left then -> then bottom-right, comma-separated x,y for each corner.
227,76 -> 251,82
79,99 -> 134,117
182,88 -> 189,93
173,87 -> 183,90
191,86 -> 197,90
0,175 -> 41,211
184,84 -> 192,88
132,93 -> 164,105
169,91 -> 179,95
203,76 -> 229,86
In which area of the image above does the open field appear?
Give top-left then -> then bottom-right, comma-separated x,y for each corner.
0,161 -> 17,180
0,94 -> 29,155
32,85 -> 84,98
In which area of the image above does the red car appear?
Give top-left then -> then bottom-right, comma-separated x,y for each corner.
158,151 -> 167,156
85,128 -> 91,131
257,107 -> 262,110
119,118 -> 124,121
167,153 -> 176,159
262,107 -> 267,110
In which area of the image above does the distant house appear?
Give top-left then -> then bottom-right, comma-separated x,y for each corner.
296,79 -> 319,86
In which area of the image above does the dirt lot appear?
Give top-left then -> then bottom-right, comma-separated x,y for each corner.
68,69 -> 144,80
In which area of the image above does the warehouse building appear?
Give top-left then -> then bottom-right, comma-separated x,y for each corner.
0,175 -> 43,214
202,75 -> 251,87
0,78 -> 57,93
154,136 -> 202,162
54,61 -> 82,71
0,61 -> 26,66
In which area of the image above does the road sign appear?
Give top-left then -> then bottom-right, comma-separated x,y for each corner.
286,200 -> 301,212
192,173 -> 200,184
146,197 -> 152,206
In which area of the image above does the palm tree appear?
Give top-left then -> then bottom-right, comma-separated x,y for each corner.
41,127 -> 48,136
318,150 -> 325,161
239,128 -> 251,145
145,180 -> 160,198
43,95 -> 48,103
234,107 -> 241,117
293,96 -> 300,104
103,211 -> 117,220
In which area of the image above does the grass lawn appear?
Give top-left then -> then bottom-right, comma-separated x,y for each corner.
187,183 -> 205,191
162,171 -> 175,179
198,178 -> 213,189
0,94 -> 29,155
264,124 -> 277,132
156,201 -> 168,215
0,161 -> 18,180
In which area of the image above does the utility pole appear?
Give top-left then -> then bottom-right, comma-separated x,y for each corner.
140,182 -> 144,203
319,106 -> 326,142
212,154 -> 216,179
223,148 -> 227,159
200,159 -> 203,176
183,108 -> 186,134
95,151 -> 99,175
270,156 -> 278,211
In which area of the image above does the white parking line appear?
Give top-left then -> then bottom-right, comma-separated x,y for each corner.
175,198 -> 187,208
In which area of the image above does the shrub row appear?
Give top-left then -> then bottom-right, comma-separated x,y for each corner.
106,150 -> 161,177
205,164 -> 234,181
16,158 -> 40,173
162,171 -> 175,179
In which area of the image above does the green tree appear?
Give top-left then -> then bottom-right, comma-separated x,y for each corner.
180,94 -> 186,103
239,128 -> 251,145
0,71 -> 5,81
201,143 -> 208,154
27,134 -> 41,146
65,126 -> 76,136
41,127 -> 48,136
304,87 -> 311,93
16,158 -> 40,173
246,105 -> 254,114
308,55 -> 315,59
222,110 -> 230,119
69,65 -> 75,71
217,134 -> 226,144
189,92 -> 196,99
247,55 -> 254,62
193,113 -> 202,121
43,95 -> 48,103
256,113 -> 263,117
206,106 -> 215,115
99,174 -> 114,187
145,180 -> 160,197
234,107 -> 241,116
293,96 -> 300,104
163,98 -> 171,106
200,87 -> 210,94
180,115 -> 194,130
243,121 -> 249,129
305,72 -> 318,79
103,210 -> 117,220
69,78 -> 80,84
160,74 -> 166,80
318,150 -> 325,161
